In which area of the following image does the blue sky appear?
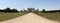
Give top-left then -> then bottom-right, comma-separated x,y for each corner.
0,0 -> 60,11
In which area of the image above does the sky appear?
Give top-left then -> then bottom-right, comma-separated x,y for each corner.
0,0 -> 60,11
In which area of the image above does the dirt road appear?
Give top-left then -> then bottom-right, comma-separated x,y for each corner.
0,13 -> 60,23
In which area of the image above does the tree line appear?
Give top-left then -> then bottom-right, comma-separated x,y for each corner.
20,8 -> 60,13
41,9 -> 60,13
0,7 -> 60,13
0,7 -> 19,13
20,8 -> 40,13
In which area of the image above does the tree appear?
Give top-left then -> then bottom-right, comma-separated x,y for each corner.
3,7 -> 18,13
20,10 -> 23,12
23,9 -> 27,12
32,8 -> 35,12
36,9 -> 39,12
27,8 -> 35,12
42,9 -> 45,12
6,7 -> 10,10
34,9 -> 39,13
4,7 -> 11,12
11,9 -> 18,12
32,8 -> 35,10
27,8 -> 32,12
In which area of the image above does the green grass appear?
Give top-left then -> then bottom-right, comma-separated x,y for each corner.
0,12 -> 28,22
35,12 -> 60,21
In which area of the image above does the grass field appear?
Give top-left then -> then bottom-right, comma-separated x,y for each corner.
0,12 -> 60,22
34,12 -> 60,21
0,12 -> 28,22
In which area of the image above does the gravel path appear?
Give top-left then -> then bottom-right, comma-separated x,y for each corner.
0,13 -> 60,23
